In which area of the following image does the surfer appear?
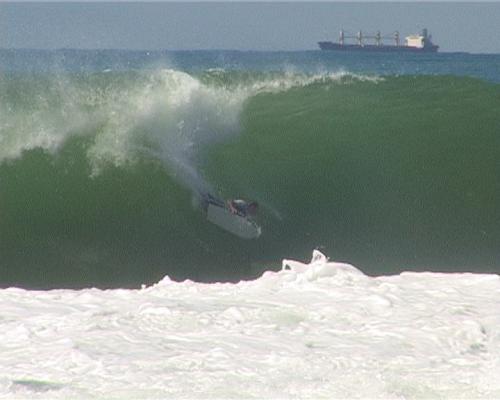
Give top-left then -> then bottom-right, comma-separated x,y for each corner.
227,199 -> 259,218
202,193 -> 262,239
202,193 -> 258,218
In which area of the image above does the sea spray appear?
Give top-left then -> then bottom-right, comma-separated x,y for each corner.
0,68 -> 372,195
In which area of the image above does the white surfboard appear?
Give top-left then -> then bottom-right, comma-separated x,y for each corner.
207,203 -> 261,239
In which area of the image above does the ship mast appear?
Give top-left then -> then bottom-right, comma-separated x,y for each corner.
357,31 -> 363,46
394,31 -> 400,46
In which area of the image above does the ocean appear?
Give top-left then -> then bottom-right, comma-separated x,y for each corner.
0,49 -> 499,398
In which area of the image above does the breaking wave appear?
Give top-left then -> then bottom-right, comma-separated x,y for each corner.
1,68 -> 499,288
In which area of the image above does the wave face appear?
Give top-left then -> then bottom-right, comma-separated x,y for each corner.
1,64 -> 499,288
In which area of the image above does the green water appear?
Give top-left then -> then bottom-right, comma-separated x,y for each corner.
208,76 -> 500,272
1,72 -> 499,288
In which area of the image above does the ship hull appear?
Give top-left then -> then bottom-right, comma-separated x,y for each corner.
318,42 -> 439,53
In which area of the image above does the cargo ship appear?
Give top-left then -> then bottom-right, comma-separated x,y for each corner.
318,28 -> 438,53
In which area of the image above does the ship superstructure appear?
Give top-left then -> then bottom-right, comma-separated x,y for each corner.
318,29 -> 439,53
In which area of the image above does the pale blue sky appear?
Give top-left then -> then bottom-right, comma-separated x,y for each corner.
1,2 -> 500,53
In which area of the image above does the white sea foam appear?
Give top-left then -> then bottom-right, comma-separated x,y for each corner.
0,251 -> 499,399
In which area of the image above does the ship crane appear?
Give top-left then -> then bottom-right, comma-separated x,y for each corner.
339,30 -> 401,47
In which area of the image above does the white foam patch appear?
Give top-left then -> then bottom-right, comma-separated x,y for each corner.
0,251 -> 499,399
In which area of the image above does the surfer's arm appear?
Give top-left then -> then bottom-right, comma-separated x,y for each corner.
227,200 -> 237,214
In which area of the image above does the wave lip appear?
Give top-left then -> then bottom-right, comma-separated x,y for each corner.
0,68 -> 369,172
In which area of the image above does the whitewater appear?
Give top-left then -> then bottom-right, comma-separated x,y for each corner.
1,251 -> 499,399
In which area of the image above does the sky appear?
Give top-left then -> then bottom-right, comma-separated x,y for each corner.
1,2 -> 500,53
